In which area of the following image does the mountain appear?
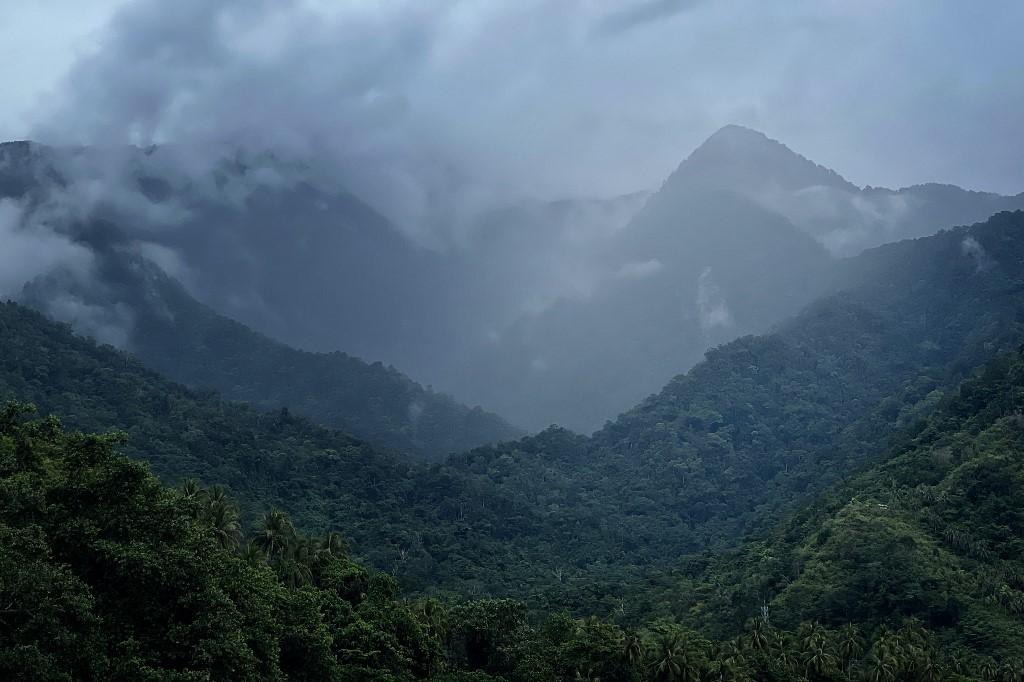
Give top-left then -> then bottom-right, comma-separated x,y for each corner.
4,132 -> 1022,435
626,346 -> 1024,665
450,190 -> 833,431
4,221 -> 1024,680
446,127 -> 1024,432
0,140 -> 461,371
4,210 -> 1024,604
7,407 -> 1012,680
5,212 -> 1024,676
0,298 -> 559,592
22,241 -> 522,461
445,210 -> 1024,600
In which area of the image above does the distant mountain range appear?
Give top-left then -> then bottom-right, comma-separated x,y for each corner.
5,193 -> 1024,668
446,126 -> 1024,430
2,126 -> 1023,438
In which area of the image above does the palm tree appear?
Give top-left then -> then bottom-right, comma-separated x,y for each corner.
978,657 -> 998,681
318,531 -> 348,558
802,644 -> 836,679
179,478 -> 205,501
1001,659 -> 1024,682
241,538 -> 266,565
206,484 -> 230,506
747,618 -> 773,653
622,631 -> 644,667
255,508 -> 296,557
913,654 -> 941,682
797,622 -> 835,678
205,498 -> 241,550
647,628 -> 704,682
862,651 -> 896,682
837,623 -> 863,677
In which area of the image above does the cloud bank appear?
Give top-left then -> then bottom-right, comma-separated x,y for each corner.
24,0 -> 1024,238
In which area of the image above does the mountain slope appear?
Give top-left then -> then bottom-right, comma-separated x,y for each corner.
6,132 -> 1022,434
447,127 -> 1024,432
625,347 -> 1024,666
7,406 -> 1011,680
6,212 -> 1024,610
0,300 -> 544,589
445,211 -> 1024,603
16,230 -> 521,461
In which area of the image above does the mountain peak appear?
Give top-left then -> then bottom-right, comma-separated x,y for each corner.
664,125 -> 857,195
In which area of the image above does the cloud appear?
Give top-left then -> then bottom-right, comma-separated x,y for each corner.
0,198 -> 94,298
594,0 -> 706,37
695,266 -> 732,334
24,0 -> 1024,242
616,258 -> 664,280
961,235 -> 993,273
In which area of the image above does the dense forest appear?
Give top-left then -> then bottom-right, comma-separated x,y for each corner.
3,2 -> 1023,677
3,213 -> 1024,678
2,212 -> 1023,602
4,396 -> 1023,680
20,242 -> 520,461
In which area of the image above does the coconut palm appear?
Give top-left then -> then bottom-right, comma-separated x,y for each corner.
862,651 -> 896,682
255,508 -> 296,557
179,478 -> 205,501
205,498 -> 241,550
622,631 -> 644,667
318,531 -> 349,558
647,627 -> 705,682
837,623 -> 863,677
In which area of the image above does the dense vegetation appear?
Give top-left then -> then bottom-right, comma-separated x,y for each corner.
4,212 -> 1024,678
623,346 -> 1024,668
0,300 -> 548,590
122,259 -> 523,460
446,211 -> 1024,598
2,404 -> 1019,680
3,211 -> 1024,609
19,233 -> 520,461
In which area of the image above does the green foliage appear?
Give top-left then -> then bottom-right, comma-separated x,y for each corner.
10,406 -> 1006,680
22,251 -> 522,461
628,347 -> 1024,669
5,213 -> 1024,679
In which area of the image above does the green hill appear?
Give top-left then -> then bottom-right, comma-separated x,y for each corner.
21,247 -> 521,461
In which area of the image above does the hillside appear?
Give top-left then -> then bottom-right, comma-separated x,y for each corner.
3,211 -> 1024,611
18,240 -> 521,461
446,129 -> 1024,432
621,346 -> 1024,668
3,211 -> 1024,606
7,131 -> 1023,435
446,211 -> 1024,602
0,300 -> 541,588
7,405 -> 1014,680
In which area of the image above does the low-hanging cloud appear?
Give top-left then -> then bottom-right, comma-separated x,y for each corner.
26,0 -> 1024,244
0,198 -> 94,299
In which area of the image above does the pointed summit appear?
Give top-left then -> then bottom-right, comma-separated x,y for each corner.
664,125 -> 857,195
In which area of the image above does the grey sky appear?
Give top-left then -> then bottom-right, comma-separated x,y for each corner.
3,0 -> 1023,220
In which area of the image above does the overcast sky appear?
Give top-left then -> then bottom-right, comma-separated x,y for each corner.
3,0 -> 1023,204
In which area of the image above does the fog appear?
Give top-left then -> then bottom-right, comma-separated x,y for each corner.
2,1 -> 1024,431
13,1 -> 1024,220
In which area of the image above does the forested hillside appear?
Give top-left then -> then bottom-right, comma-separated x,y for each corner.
447,211 -> 1024,598
0,300 -> 536,586
6,404 -> 1016,680
621,346 -> 1024,671
4,211 -> 1024,610
3,214 -> 1024,677
20,244 -> 521,460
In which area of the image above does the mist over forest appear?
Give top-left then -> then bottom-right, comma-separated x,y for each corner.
2,2 -> 1024,680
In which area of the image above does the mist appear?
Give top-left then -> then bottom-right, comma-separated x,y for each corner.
3,1 -> 1024,431
16,0 -> 1024,231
